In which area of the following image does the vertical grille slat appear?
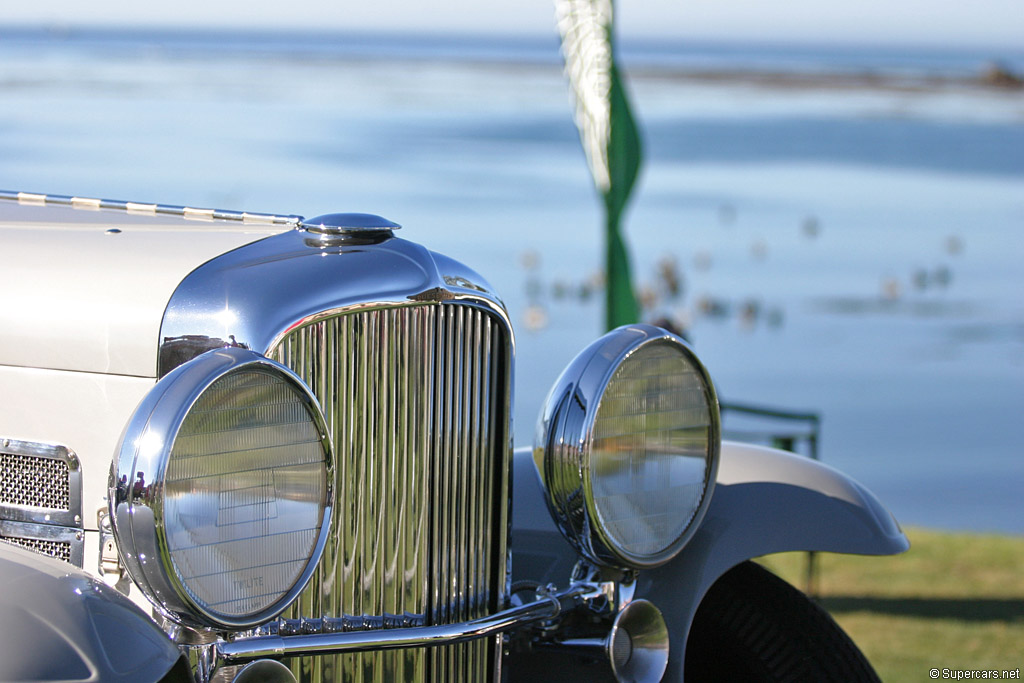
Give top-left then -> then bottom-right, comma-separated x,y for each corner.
272,302 -> 509,682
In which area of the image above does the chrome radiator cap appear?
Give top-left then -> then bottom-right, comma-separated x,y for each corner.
300,212 -> 401,235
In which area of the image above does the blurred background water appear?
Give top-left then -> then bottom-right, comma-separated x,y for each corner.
1,28 -> 1022,533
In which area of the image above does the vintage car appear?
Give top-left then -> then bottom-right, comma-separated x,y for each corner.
0,189 -> 907,682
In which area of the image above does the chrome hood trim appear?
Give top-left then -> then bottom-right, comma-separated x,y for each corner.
0,190 -> 302,227
158,228 -> 509,376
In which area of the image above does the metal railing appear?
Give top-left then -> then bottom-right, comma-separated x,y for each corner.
720,401 -> 821,596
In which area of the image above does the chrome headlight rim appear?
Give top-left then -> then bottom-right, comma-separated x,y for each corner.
110,347 -> 334,631
535,324 -> 721,570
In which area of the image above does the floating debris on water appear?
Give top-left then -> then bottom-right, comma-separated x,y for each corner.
519,248 -> 541,271
751,239 -> 768,261
739,298 -> 761,328
945,235 -> 964,256
882,276 -> 903,300
718,202 -> 736,226
801,215 -> 821,239
693,250 -> 713,272
697,295 -> 730,319
638,285 -> 658,311
649,315 -> 690,341
517,243 -> 793,337
551,280 -> 569,300
523,305 -> 548,332
912,268 -> 930,290
657,255 -> 683,299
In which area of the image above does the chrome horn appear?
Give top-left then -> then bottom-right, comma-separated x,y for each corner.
607,600 -> 670,682
555,599 -> 670,683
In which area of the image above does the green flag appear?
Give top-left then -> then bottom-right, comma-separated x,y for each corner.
556,0 -> 642,330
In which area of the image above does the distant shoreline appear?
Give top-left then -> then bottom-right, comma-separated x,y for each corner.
2,24 -> 1022,94
628,64 -> 1024,93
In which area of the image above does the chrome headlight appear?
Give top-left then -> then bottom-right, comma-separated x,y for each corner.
110,348 -> 333,630
534,324 -> 720,569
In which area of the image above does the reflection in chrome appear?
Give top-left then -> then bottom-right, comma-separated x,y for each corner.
300,212 -> 401,235
110,348 -> 333,630
215,583 -> 592,667
157,227 -> 509,379
153,218 -> 514,680
270,301 -> 512,682
535,324 -> 721,570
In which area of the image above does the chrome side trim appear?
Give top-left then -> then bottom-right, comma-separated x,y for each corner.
215,585 -> 590,666
0,439 -> 82,530
0,189 -> 303,226
0,519 -> 84,566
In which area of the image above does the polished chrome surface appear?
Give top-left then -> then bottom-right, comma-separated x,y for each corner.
0,520 -> 83,566
606,599 -> 669,683
534,324 -> 721,569
300,213 -> 401,235
0,189 -> 303,226
541,597 -> 669,683
158,228 -> 508,378
270,301 -> 512,682
0,439 -> 82,529
110,347 -> 333,630
215,584 -> 588,666
231,659 -> 298,683
157,222 -> 514,680
0,439 -> 84,566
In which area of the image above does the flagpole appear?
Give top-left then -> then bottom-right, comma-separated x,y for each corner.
556,0 -> 642,331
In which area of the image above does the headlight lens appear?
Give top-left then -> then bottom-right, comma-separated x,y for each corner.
111,348 -> 333,630
535,324 -> 720,569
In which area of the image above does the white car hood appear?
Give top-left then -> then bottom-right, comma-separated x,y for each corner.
0,200 -> 292,377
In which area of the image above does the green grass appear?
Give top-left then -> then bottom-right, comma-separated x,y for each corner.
758,528 -> 1024,681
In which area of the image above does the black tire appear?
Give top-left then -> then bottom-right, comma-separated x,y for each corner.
685,561 -> 879,683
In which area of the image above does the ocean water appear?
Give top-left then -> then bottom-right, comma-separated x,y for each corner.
1,28 -> 1022,533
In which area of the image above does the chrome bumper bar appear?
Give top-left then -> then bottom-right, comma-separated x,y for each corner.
214,584 -> 594,667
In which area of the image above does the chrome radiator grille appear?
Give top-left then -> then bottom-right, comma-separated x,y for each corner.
270,302 -> 511,682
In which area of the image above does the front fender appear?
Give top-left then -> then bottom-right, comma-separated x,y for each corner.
511,440 -> 908,681
0,542 -> 187,682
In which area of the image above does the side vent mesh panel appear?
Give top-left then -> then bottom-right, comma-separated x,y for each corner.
0,452 -> 71,510
1,536 -> 72,563
0,442 -> 83,567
